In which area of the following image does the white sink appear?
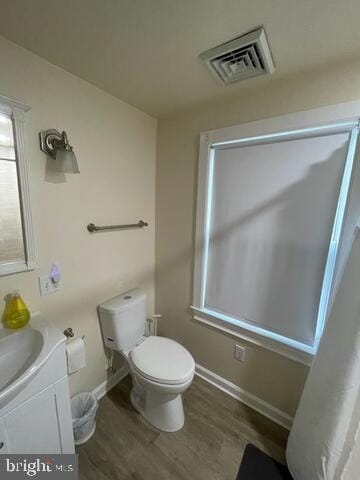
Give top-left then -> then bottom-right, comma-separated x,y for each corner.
0,313 -> 66,409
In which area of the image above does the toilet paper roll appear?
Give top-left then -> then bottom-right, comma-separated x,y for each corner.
66,337 -> 86,374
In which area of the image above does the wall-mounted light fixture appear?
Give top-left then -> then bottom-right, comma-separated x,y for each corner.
39,129 -> 80,174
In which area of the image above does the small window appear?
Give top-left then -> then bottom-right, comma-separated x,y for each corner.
193,110 -> 360,364
0,96 -> 35,276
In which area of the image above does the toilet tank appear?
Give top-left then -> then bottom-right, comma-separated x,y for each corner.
98,288 -> 146,352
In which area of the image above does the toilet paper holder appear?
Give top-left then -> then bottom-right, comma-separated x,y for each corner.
63,327 -> 85,340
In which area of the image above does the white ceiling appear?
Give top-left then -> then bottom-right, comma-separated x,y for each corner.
0,0 -> 360,117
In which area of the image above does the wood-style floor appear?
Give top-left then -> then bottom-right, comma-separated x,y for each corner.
77,375 -> 288,480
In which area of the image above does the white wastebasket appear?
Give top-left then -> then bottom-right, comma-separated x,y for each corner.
71,392 -> 98,445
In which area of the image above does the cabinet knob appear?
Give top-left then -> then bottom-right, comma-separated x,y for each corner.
0,441 -> 4,449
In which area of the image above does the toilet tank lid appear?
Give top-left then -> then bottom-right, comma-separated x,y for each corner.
99,288 -> 146,314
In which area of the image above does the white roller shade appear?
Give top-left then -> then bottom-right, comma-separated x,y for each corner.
204,131 -> 351,346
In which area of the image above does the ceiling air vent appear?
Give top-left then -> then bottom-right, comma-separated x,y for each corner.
199,27 -> 275,85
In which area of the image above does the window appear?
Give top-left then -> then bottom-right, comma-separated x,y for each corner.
0,95 -> 35,276
192,106 -> 360,365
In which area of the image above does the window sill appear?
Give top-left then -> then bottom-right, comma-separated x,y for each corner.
0,260 -> 36,277
191,306 -> 315,366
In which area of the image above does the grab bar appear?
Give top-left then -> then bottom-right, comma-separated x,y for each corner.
87,220 -> 148,233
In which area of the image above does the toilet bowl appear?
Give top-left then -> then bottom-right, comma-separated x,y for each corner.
98,289 -> 195,432
128,336 -> 194,431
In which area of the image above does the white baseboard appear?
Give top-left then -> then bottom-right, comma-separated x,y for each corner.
195,364 -> 293,430
92,365 -> 129,401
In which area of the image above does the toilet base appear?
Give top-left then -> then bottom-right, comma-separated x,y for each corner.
130,380 -> 185,432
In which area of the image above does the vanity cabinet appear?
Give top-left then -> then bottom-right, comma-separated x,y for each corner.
0,329 -> 74,454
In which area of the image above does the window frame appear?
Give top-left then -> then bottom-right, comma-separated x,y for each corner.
192,102 -> 360,366
0,94 -> 35,276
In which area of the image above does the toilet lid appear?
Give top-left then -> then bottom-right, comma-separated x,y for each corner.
129,336 -> 195,385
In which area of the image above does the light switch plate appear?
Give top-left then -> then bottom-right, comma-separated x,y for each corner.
234,344 -> 246,362
39,274 -> 61,296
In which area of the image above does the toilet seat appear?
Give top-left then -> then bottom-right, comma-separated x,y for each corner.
129,336 -> 195,385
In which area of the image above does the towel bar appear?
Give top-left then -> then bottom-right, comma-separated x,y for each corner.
87,220 -> 148,233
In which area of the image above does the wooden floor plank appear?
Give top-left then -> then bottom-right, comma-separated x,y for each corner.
77,375 -> 288,479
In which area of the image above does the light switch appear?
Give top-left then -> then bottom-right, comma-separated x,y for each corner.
234,344 -> 246,362
39,274 -> 61,296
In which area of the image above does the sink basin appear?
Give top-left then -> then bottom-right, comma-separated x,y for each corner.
0,328 -> 43,392
0,313 -> 66,409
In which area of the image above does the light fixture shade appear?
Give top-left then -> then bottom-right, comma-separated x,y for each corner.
54,149 -> 80,174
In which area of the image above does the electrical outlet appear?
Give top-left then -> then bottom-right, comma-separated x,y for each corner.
234,344 -> 246,362
39,274 -> 61,296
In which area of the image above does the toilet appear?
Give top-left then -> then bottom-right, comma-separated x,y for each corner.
98,288 -> 195,432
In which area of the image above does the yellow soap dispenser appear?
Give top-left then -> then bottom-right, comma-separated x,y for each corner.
2,291 -> 30,329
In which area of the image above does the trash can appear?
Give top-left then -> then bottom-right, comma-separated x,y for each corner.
71,392 -> 98,445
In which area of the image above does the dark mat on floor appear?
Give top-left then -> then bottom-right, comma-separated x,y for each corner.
237,444 -> 293,480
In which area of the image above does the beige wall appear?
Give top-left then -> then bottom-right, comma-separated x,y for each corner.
0,36 -> 157,395
2,29 -> 360,419
155,58 -> 360,417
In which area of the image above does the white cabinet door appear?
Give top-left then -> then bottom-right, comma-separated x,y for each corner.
3,386 -> 62,453
54,377 -> 75,453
